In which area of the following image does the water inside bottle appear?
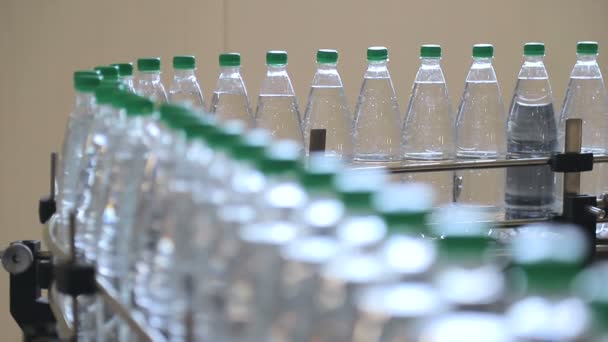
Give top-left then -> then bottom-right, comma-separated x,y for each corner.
353,78 -> 401,161
255,94 -> 303,141
211,92 -> 252,125
303,86 -> 352,158
506,102 -> 557,218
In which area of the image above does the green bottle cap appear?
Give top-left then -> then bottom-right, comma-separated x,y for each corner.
473,44 -> 494,58
511,223 -> 587,265
217,120 -> 247,151
420,44 -> 441,58
219,53 -> 241,67
74,70 -> 100,81
182,119 -> 215,141
173,55 -> 196,70
574,263 -> 608,332
317,49 -> 338,64
94,65 -> 119,81
258,140 -> 302,176
438,235 -> 493,264
367,46 -> 389,61
138,57 -> 161,72
95,82 -> 121,105
523,42 -> 545,56
111,90 -> 132,109
159,103 -> 197,129
266,51 -> 288,65
577,41 -> 599,55
510,262 -> 579,296
74,73 -> 101,92
110,63 -> 134,77
299,155 -> 343,192
124,95 -> 154,117
373,184 -> 434,235
335,169 -> 387,211
231,128 -> 271,162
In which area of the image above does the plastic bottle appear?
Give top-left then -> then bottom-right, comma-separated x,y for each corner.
111,62 -> 135,92
302,49 -> 353,159
223,141 -> 307,341
135,57 -> 168,104
57,71 -> 101,249
353,46 -> 401,161
210,53 -> 253,126
574,262 -> 608,341
455,44 -> 506,213
72,81 -> 124,260
505,43 -> 557,220
402,44 -> 454,204
349,184 -> 442,341
255,50 -> 303,143
558,41 -> 608,236
168,55 -> 205,111
506,224 -> 591,341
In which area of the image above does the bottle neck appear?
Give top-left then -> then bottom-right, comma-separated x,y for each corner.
74,91 -> 95,108
219,66 -> 242,79
420,58 -> 441,67
576,54 -> 598,64
364,60 -> 391,79
266,64 -> 288,76
139,71 -> 162,82
467,57 -> 498,82
173,69 -> 197,80
312,63 -> 343,87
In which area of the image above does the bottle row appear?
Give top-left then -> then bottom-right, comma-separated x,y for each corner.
53,81 -> 608,340
80,40 -> 608,222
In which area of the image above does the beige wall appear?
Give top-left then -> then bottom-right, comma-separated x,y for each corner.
1,0 -> 607,339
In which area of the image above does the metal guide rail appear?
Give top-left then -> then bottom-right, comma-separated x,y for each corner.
3,118 -> 608,341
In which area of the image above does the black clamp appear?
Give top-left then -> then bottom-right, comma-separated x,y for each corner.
549,152 -> 594,173
54,262 -> 97,297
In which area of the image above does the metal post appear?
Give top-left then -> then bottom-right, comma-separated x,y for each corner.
69,212 -> 79,342
563,119 -> 583,196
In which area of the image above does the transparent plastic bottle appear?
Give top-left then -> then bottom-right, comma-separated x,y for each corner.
455,44 -> 506,214
79,89 -> 130,264
129,105 -> 197,310
135,57 -> 168,105
574,262 -> 608,341
255,50 -> 303,143
168,55 -> 205,111
302,49 -> 353,159
402,45 -> 454,204
57,71 -> 101,248
111,62 -> 135,92
431,206 -> 505,312
194,127 -> 270,341
210,53 -> 253,126
353,46 -> 402,161
505,43 -> 557,220
223,141 -> 307,342
72,81 -> 124,260
350,184 -> 441,341
506,224 -> 591,341
270,155 -> 345,340
558,42 -> 608,235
